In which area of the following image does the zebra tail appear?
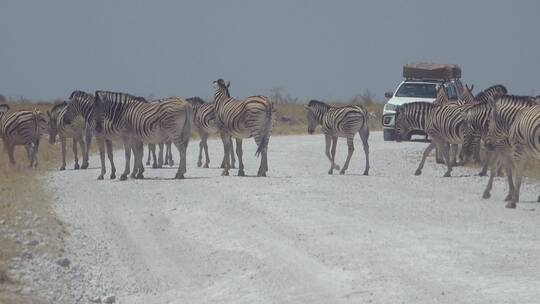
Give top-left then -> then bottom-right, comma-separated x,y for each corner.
32,108 -> 41,147
255,101 -> 273,157
180,103 -> 193,146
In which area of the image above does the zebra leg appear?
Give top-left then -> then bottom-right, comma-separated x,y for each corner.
202,133 -> 210,168
198,137 -> 204,167
5,143 -> 16,166
105,139 -> 116,179
81,128 -> 91,169
60,137 -> 67,171
97,139 -> 106,180
236,138 -> 245,176
508,154 -> 526,209
121,142 -> 132,181
174,139 -> 187,179
415,142 -> 436,176
324,135 -> 340,174
328,136 -> 339,175
359,128 -> 370,175
135,142 -> 145,179
479,150 -> 493,176
482,154 -> 499,199
157,143 -> 164,168
220,133 -> 231,176
167,142 -> 174,166
502,155 -> 514,202
441,143 -> 453,177
146,145 -> 152,166
340,136 -> 354,175
78,135 -> 87,170
130,145 -> 138,179
151,144 -> 158,169
449,144 -> 457,167
258,145 -> 269,177
72,138 -> 80,170
25,144 -> 34,168
435,147 -> 444,164
230,139 -> 236,169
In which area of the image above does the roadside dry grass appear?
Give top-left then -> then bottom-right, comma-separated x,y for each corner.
0,102 -> 65,304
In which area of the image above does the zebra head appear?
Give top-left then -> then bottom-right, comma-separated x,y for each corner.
64,90 -> 90,124
461,105 -> 481,158
304,100 -> 328,134
433,85 -> 449,106
47,101 -> 68,144
212,79 -> 231,101
186,97 -> 206,108
461,84 -> 475,104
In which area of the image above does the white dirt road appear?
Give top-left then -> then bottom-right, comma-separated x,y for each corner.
38,133 -> 540,303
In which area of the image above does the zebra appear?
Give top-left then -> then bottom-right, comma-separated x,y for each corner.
399,86 -> 467,177
212,79 -> 273,177
63,90 -> 116,176
186,96 -> 236,169
507,105 -> 540,207
0,104 -> 47,167
93,91 -> 192,180
305,100 -> 370,175
461,84 -> 508,175
47,101 -> 88,170
481,95 -> 537,204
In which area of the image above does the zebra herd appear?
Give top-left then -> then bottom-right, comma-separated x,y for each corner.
1,79 -> 539,208
395,84 -> 540,208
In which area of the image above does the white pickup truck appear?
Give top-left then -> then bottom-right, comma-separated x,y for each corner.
381,63 -> 464,141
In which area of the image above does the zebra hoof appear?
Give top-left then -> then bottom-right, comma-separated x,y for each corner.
120,174 -> 128,181
257,172 -> 267,177
59,167 -> 66,171
74,163 -> 80,170
221,171 -> 229,176
443,172 -> 451,177
328,170 -> 333,175
363,170 -> 369,176
504,194 -> 512,202
414,169 -> 422,176
482,192 -> 491,199
157,165 -> 163,169
220,164 -> 226,169
152,164 -> 158,169
146,161 -> 150,166
169,160 -> 174,166
174,173 -> 185,179
339,170 -> 345,175
97,175 -> 104,180
203,163 -> 209,168
81,163 -> 89,169
197,162 -> 202,167
505,202 -> 516,209
478,171 -> 487,177
237,170 -> 245,177
110,173 -> 116,179
130,172 -> 137,179
136,173 -> 144,179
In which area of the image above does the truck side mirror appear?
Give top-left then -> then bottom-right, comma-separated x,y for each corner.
384,91 -> 393,99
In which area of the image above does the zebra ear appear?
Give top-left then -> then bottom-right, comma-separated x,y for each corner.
46,110 -> 51,117
226,81 -> 230,88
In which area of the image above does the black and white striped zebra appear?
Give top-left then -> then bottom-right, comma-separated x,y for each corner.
0,104 -> 47,167
507,105 -> 540,207
212,79 -> 273,177
186,96 -> 236,169
47,101 -> 88,170
64,90 -> 115,175
481,95 -> 537,205
461,84 -> 508,175
94,91 -> 192,180
305,100 -> 370,175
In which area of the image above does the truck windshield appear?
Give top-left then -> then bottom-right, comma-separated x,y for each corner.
395,83 -> 437,98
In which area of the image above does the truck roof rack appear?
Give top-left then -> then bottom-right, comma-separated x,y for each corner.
403,63 -> 461,80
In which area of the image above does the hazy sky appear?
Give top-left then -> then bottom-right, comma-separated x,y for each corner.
1,0 -> 539,101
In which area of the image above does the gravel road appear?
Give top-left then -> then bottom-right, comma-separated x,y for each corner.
26,132 -> 540,303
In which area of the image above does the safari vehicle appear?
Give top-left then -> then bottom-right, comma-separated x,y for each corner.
382,63 -> 463,141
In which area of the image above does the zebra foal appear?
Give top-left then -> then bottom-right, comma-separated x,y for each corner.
305,100 -> 370,175
94,91 -> 192,180
0,104 -> 47,167
212,79 -> 273,177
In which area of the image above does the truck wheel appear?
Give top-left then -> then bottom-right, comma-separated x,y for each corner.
383,129 -> 395,141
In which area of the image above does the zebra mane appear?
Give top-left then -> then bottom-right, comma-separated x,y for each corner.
307,99 -> 330,109
95,91 -> 148,104
477,84 -> 507,98
0,104 -> 10,113
50,101 -> 68,114
69,90 -> 93,101
187,97 -> 206,106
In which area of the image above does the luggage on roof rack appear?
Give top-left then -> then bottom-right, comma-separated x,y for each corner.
403,63 -> 461,80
